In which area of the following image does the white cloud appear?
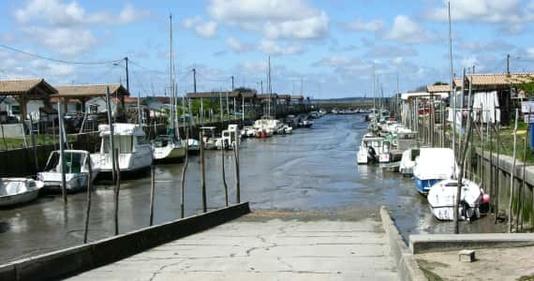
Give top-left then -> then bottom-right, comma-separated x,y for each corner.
386,15 -> 429,43
345,19 -> 384,32
207,0 -> 329,40
527,48 -> 534,59
13,0 -> 148,56
264,12 -> 328,40
258,40 -> 303,55
182,17 -> 218,38
226,37 -> 253,53
15,0 -> 148,26
427,0 -> 522,23
22,26 -> 96,55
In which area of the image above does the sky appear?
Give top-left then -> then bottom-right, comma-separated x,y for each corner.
0,0 -> 533,99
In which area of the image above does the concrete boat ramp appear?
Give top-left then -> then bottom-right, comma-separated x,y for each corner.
68,210 -> 400,281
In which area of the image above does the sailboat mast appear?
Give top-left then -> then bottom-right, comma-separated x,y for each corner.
268,56 -> 271,117
169,13 -> 176,137
448,1 -> 456,155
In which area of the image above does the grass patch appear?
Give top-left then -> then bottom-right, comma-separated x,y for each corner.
518,275 -> 534,281
0,135 -> 76,151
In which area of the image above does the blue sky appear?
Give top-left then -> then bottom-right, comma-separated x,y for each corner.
0,0 -> 533,98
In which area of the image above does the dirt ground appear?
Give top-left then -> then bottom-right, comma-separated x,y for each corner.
416,246 -> 534,281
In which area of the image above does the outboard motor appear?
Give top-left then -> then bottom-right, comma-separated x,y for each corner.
368,146 -> 378,163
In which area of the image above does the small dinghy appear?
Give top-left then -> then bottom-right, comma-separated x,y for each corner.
184,138 -> 200,154
427,179 -> 489,221
0,178 -> 43,207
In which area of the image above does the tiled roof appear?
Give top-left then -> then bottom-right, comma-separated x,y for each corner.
0,79 -> 57,95
53,84 -> 128,98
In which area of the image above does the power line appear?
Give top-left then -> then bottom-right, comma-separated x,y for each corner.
0,44 -> 123,65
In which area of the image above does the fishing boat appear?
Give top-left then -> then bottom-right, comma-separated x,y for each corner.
0,178 -> 43,207
91,123 -> 153,173
399,148 -> 420,176
200,127 -> 220,149
37,150 -> 99,192
357,134 -> 391,164
252,118 -> 274,138
427,179 -> 489,221
413,148 -> 457,195
152,135 -> 186,162
217,124 -> 240,150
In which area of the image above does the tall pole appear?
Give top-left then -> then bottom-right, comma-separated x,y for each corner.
448,1 -> 456,155
105,87 -> 117,184
169,13 -> 176,137
57,101 -> 67,204
83,154 -> 93,243
268,56 -> 272,117
124,57 -> 129,93
199,131 -> 207,213
507,54 -> 511,75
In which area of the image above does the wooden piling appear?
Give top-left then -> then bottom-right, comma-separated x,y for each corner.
508,109 -> 519,233
83,154 -> 93,243
200,131 -> 207,213
222,147 -> 229,207
180,126 -> 189,219
57,101 -> 67,204
149,164 -> 155,226
114,148 -> 121,235
234,141 -> 241,204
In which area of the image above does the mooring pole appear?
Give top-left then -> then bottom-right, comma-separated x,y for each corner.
200,131 -> 207,212
508,109 -> 519,233
57,101 -> 67,204
234,141 -> 241,203
149,164 -> 156,226
180,126 -> 189,218
83,154 -> 93,243
114,148 -> 121,235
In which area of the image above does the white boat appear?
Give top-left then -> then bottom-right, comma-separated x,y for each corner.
183,138 -> 200,154
152,135 -> 186,162
216,124 -> 240,150
0,178 -> 43,207
241,126 -> 256,138
357,134 -> 391,164
413,148 -> 457,195
427,179 -> 487,221
37,150 -> 99,192
252,118 -> 275,138
91,123 -> 153,173
200,127 -> 220,150
399,148 -> 420,176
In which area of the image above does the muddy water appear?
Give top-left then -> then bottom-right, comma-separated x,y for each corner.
0,114 -> 503,264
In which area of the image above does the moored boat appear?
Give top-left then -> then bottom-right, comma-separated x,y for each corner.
413,148 -> 457,195
427,179 -> 489,221
152,135 -> 186,162
91,123 -> 153,173
38,150 -> 99,192
0,178 -> 43,207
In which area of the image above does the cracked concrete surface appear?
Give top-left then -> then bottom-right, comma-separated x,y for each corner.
68,214 -> 399,280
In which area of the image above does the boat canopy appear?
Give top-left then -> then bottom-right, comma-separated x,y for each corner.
413,148 -> 457,180
98,123 -> 145,137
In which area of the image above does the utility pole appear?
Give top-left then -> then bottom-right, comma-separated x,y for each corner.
507,54 -> 510,75
124,57 -> 129,92
268,56 -> 272,117
447,0 -> 456,156
231,75 -> 235,91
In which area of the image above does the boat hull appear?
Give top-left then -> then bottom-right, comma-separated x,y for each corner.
415,178 -> 441,195
0,189 -> 40,207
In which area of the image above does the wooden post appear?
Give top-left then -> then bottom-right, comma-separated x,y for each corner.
180,126 -> 189,218
234,140 -> 240,203
28,115 -> 39,172
149,164 -> 155,226
57,101 -> 68,204
105,87 -> 117,184
519,129 -> 528,232
83,154 -> 93,243
114,148 -> 121,235
200,131 -> 207,213
222,147 -> 229,207
0,123 -> 6,150
495,115 -> 501,220
454,81 -> 474,234
508,109 -> 519,233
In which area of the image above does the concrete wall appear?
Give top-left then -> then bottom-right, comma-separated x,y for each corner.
0,202 -> 250,281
